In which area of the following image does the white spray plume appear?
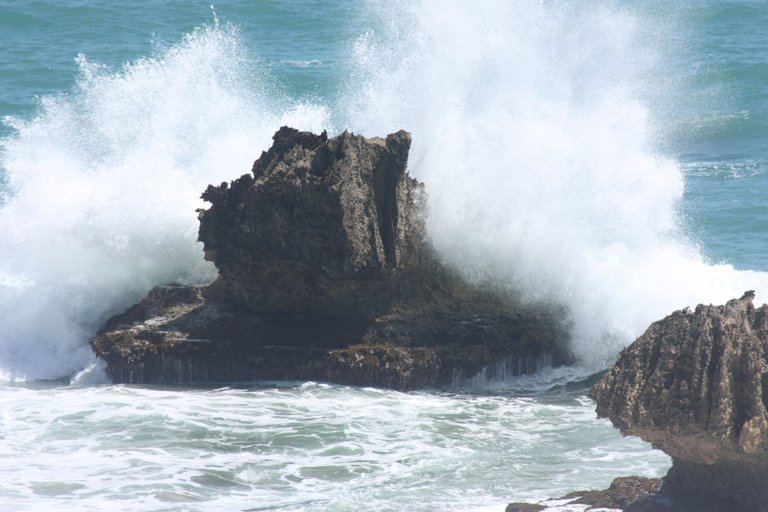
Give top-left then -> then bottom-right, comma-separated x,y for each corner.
0,24 -> 330,380
343,0 -> 767,368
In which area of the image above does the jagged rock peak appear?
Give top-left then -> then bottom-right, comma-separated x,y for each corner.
197,127 -> 424,314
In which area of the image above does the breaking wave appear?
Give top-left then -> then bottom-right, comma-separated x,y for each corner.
1,2 -> 765,380
0,24 -> 329,380
342,0 -> 768,368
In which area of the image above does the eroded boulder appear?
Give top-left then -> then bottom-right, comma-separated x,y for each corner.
590,291 -> 768,511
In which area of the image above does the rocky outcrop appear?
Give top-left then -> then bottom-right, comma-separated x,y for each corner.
91,127 -> 571,389
589,291 -> 768,511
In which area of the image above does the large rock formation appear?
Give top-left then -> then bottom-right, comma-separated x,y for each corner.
590,291 -> 768,511
91,127 -> 571,389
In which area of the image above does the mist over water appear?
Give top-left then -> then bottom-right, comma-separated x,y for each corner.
0,1 -> 766,380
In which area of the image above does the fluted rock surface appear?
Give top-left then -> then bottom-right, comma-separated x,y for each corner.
91,127 -> 571,389
590,291 -> 768,510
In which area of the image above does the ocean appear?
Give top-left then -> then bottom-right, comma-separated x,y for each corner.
0,1 -> 766,510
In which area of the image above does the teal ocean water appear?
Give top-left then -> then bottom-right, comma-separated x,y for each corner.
0,1 -> 766,510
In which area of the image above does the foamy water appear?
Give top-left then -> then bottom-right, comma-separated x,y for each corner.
0,380 -> 669,512
0,25 -> 330,380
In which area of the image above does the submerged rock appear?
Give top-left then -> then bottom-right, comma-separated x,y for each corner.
91,127 -> 571,389
590,291 -> 768,511
505,476 -> 662,512
505,475 -> 739,512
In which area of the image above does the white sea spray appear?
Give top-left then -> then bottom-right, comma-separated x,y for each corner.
343,0 -> 768,368
0,24 -> 330,380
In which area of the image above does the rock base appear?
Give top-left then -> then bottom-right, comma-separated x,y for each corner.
91,283 -> 568,390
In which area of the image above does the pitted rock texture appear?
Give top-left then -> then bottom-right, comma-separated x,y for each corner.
590,291 -> 768,511
197,127 -> 425,316
91,127 -> 571,390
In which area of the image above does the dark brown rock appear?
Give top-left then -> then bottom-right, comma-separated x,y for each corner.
590,291 -> 768,511
623,491 -> 743,512
505,477 -> 660,512
562,476 -> 663,509
91,128 -> 571,389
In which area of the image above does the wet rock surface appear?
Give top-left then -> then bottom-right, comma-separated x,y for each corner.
91,128 -> 571,389
588,291 -> 768,511
505,476 -> 662,512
